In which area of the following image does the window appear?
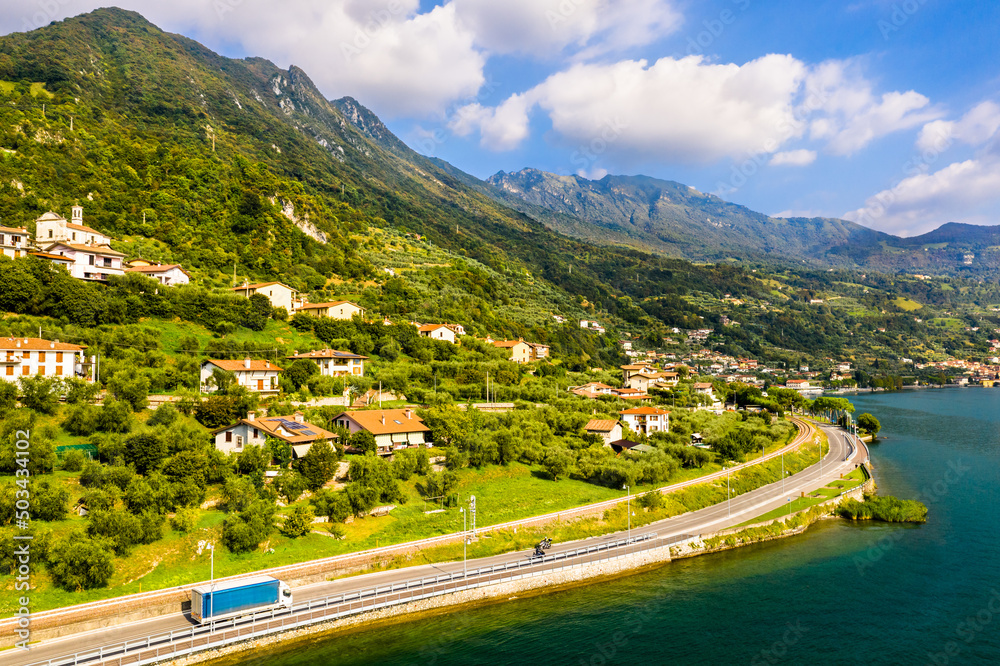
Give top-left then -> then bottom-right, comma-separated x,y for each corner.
89,254 -> 95,266
56,352 -> 63,362
253,428 -> 259,439
72,232 -> 77,241
225,432 -> 233,443
55,366 -> 63,376
38,352 -> 45,362
21,366 -> 28,376
0,235 -> 4,245
236,436 -> 243,449
48,229 -> 53,238
5,366 -> 11,376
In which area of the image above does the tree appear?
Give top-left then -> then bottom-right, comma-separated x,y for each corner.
124,431 -> 166,475
96,400 -> 135,434
62,404 -> 100,436
195,395 -> 242,428
32,480 -> 69,521
146,403 -> 179,427
349,430 -> 376,456
274,470 -> 308,504
281,505 -> 315,537
310,489 -> 352,523
285,359 -> 319,390
0,381 -> 15,416
222,499 -> 275,553
266,437 -> 293,468
18,376 -> 62,414
64,378 -> 100,405
857,413 -> 881,436
542,448 -> 574,481
235,444 -> 268,487
47,532 -> 115,590
107,374 -> 151,412
222,476 -> 258,512
0,413 -> 56,475
297,440 -> 340,490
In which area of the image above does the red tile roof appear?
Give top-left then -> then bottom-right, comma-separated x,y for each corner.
125,264 -> 189,276
585,419 -> 620,432
44,242 -> 125,257
204,359 -> 283,372
620,407 -> 670,415
338,409 -> 430,436
287,349 -> 367,360
0,337 -> 84,351
297,300 -> 361,310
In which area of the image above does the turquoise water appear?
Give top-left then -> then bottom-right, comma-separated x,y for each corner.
227,389 -> 1000,665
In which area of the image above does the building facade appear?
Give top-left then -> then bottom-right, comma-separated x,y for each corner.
334,408 -> 431,456
0,337 -> 92,382
124,263 -> 190,285
42,241 -> 126,281
232,282 -> 298,313
0,225 -> 29,259
620,407 -> 670,434
297,300 -> 364,320
212,411 -> 336,458
200,358 -> 283,395
286,349 -> 366,377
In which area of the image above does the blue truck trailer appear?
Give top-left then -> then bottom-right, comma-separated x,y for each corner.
190,575 -> 292,623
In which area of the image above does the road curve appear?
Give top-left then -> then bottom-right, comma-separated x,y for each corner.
1,421 -> 866,666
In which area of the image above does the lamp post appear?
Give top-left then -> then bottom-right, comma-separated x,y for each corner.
208,543 -> 214,624
623,485 -> 631,544
459,507 -> 467,579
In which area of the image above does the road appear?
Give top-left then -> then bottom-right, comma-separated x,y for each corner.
2,422 -> 867,666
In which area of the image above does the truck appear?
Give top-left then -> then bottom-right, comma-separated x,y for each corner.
190,575 -> 293,623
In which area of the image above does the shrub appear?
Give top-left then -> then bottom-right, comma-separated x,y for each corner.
147,403 -> 179,427
61,449 -> 88,472
281,505 -> 315,537
48,532 -> 115,591
170,508 -> 198,533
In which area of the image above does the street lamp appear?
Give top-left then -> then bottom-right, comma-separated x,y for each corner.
459,507 -> 467,579
207,543 -> 215,624
623,485 -> 631,544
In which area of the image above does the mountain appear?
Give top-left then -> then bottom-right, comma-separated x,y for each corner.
484,168 -> 1000,276
0,8 -> 768,337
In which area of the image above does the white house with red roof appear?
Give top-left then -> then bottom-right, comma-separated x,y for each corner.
334,408 -> 431,456
42,241 -> 125,282
786,379 -> 812,390
620,406 -> 670,434
0,225 -> 29,259
200,358 -> 283,395
211,411 -> 336,458
297,300 -> 364,320
124,263 -> 190,285
0,337 -> 92,382
417,323 -> 459,343
231,281 -> 298,313
286,349 -> 366,377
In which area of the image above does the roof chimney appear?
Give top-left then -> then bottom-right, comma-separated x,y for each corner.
294,412 -> 304,423
50,341 -> 54,348
405,408 -> 412,420
244,357 -> 251,369
247,411 -> 256,422
381,414 -> 385,425
265,360 -> 270,369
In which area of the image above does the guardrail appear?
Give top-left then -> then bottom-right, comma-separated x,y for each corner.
23,532 -> 681,666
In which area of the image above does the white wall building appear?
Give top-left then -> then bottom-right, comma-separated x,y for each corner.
0,225 -> 29,259
620,407 -> 670,434
211,411 -> 336,458
418,324 -> 458,343
124,263 -> 190,285
35,207 -> 111,246
297,300 -> 364,320
200,358 -> 283,395
43,241 -> 126,282
0,337 -> 92,382
286,349 -> 366,377
232,281 -> 298,313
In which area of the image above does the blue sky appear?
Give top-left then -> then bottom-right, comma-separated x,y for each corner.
3,0 -> 999,237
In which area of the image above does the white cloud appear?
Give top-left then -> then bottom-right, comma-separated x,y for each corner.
451,0 -> 681,57
770,149 -> 817,166
4,0 -> 486,119
916,101 -> 1000,152
802,60 -> 940,155
456,53 -> 938,170
843,156 -> 1000,236
449,94 -> 532,150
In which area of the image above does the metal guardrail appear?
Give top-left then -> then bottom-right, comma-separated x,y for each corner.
23,533 -> 678,666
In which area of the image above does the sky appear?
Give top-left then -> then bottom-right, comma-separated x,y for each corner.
3,0 -> 1000,237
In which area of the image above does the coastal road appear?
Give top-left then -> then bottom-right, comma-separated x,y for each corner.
2,422 -> 867,666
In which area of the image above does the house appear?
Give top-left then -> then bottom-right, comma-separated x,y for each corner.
418,324 -> 459,344
620,362 -> 657,383
786,379 -> 812,390
692,382 -> 715,396
570,382 -> 614,399
212,411 -> 336,458
0,337 -> 92,382
28,250 -> 73,270
620,407 -> 670,434
42,241 -> 126,282
526,342 -> 550,361
610,388 -> 650,401
492,339 -> 532,364
200,358 -> 283,395
333,408 -> 431,456
286,349 -> 366,377
34,207 -> 111,246
627,371 -> 677,392
124,263 -> 191,285
297,300 -> 364,320
0,225 -> 29,259
232,281 -> 298,313
585,419 -> 623,445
